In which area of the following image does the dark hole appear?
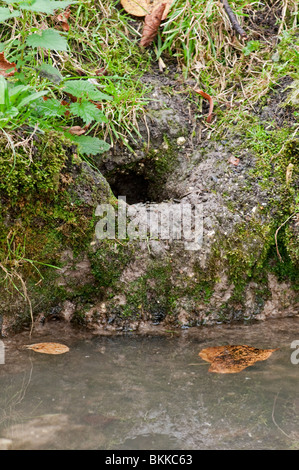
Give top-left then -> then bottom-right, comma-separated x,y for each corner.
108,170 -> 153,205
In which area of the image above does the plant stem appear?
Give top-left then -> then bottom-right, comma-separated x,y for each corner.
20,10 -> 28,66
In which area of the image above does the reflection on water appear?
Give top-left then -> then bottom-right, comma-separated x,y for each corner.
0,318 -> 299,450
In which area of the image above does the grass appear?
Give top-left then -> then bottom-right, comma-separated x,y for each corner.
0,0 -> 298,148
0,0 -> 152,150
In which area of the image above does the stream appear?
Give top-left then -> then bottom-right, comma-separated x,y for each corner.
0,317 -> 298,450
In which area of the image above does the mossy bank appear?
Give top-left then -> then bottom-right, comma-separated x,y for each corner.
0,73 -> 298,336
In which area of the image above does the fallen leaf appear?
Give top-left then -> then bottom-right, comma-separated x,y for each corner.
140,3 -> 166,48
228,155 -> 240,166
194,88 -> 214,123
65,125 -> 89,135
199,344 -> 278,373
121,0 -> 171,19
25,342 -> 69,355
55,6 -> 71,32
95,67 -> 109,77
0,52 -> 17,77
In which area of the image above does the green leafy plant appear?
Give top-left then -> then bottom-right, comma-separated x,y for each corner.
0,75 -> 48,126
32,78 -> 113,154
63,79 -> 112,125
0,0 -> 76,67
242,40 -> 261,56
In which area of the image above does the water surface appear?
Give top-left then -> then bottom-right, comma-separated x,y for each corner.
0,318 -> 299,450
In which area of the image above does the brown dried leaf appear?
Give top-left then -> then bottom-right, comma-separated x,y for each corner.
95,67 -> 109,77
121,0 -> 171,19
140,3 -> 166,48
0,52 -> 17,77
194,88 -> 214,123
199,345 -> 278,374
65,125 -> 88,136
25,342 -> 69,355
55,6 -> 71,32
228,155 -> 240,166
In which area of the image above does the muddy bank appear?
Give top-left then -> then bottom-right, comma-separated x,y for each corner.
0,63 -> 298,337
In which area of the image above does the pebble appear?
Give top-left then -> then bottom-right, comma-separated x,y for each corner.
177,137 -> 186,146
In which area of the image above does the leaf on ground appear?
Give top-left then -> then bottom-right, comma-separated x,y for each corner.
0,52 -> 16,77
194,88 -> 214,123
95,67 -> 109,77
199,345 -> 278,373
55,6 -> 71,31
25,342 -> 69,355
65,125 -> 89,136
228,155 -> 240,166
38,98 -> 66,117
121,0 -> 171,19
140,3 -> 166,48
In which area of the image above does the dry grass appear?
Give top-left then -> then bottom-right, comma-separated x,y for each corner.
159,0 -> 298,108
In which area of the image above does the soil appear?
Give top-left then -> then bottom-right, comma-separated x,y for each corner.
254,76 -> 297,127
245,0 -> 284,39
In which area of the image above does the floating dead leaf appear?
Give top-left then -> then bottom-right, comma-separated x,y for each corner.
120,0 -> 171,19
194,88 -> 214,123
25,342 -> 69,355
140,3 -> 166,48
199,345 -> 278,373
0,52 -> 17,77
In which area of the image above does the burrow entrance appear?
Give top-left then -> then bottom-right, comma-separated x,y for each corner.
105,162 -> 171,205
108,170 -> 151,205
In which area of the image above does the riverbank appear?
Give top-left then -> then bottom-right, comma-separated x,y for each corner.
0,0 -> 298,336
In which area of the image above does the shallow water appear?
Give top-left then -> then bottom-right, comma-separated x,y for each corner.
0,318 -> 299,450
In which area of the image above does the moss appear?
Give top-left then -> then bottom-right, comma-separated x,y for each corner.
146,135 -> 178,179
0,131 -> 67,199
0,128 -> 113,328
90,239 -> 134,288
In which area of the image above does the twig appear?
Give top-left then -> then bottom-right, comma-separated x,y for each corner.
272,390 -> 292,439
220,0 -> 248,39
275,211 -> 298,262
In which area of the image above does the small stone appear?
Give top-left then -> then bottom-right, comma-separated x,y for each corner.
271,51 -> 280,62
